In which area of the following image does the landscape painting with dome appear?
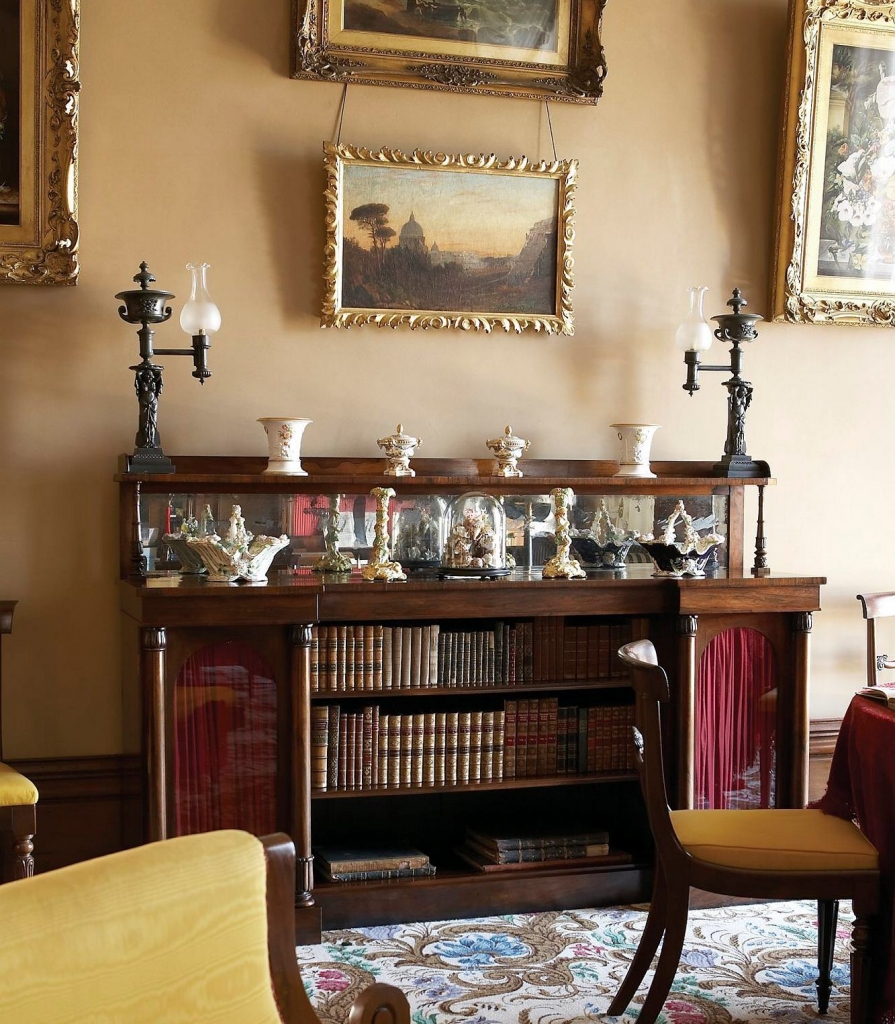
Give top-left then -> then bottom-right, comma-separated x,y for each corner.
338,160 -> 561,319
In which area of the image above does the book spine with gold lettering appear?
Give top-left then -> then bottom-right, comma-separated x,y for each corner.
400,714 -> 413,787
434,711 -> 447,786
493,710 -> 505,781
337,626 -> 348,691
327,627 -> 339,692
310,627 -> 320,692
382,627 -> 393,690
457,711 -> 472,785
362,625 -> 374,690
445,711 -> 459,785
468,710 -> 483,784
423,711 -> 436,786
411,712 -> 425,787
345,626 -> 355,691
526,697 -> 540,778
430,625 -> 440,686
361,705 -> 374,790
481,710 -> 494,784
503,700 -> 516,780
401,627 -> 412,689
378,713 -> 390,789
311,705 -> 329,792
388,713 -> 402,789
327,704 -> 340,790
515,699 -> 529,778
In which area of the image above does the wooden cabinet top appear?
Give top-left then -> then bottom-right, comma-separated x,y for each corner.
116,455 -> 773,495
119,567 -> 825,627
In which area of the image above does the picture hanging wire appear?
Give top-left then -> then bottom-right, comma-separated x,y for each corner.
544,100 -> 557,163
334,83 -> 349,146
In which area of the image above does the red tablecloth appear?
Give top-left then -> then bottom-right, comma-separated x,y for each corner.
815,695 -> 895,1024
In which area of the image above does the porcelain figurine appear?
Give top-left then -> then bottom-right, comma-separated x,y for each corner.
486,425 -> 530,477
313,494 -> 353,574
637,499 -> 723,577
187,504 -> 289,583
361,487 -> 407,582
377,424 -> 421,477
543,487 -> 586,579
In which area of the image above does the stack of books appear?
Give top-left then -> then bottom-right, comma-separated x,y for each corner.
313,845 -> 436,883
455,826 -> 631,873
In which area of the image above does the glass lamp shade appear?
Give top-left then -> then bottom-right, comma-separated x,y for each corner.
443,492 -> 507,570
675,285 -> 713,352
180,262 -> 222,336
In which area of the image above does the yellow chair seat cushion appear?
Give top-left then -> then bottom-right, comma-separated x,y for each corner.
0,761 -> 38,806
0,829 -> 284,1024
670,808 -> 879,872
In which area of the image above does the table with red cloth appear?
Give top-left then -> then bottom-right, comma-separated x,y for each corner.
815,694 -> 895,1024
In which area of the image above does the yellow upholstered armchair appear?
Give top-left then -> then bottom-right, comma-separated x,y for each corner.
0,600 -> 38,881
0,829 -> 410,1024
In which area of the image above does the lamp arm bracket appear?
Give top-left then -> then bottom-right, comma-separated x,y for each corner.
153,348 -> 199,357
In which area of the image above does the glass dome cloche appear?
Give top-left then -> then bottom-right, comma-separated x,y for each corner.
441,492 -> 509,577
391,495 -> 447,571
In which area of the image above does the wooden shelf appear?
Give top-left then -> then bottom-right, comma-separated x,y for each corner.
310,678 -> 634,699
312,771 -> 639,799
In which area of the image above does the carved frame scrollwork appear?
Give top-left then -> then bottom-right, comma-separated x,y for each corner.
292,0 -> 607,104
0,0 -> 79,285
771,0 -> 895,324
322,143 -> 576,334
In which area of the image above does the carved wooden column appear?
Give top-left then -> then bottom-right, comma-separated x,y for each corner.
141,626 -> 168,841
789,611 -> 812,808
676,615 -> 698,809
11,805 -> 35,878
290,624 -> 315,907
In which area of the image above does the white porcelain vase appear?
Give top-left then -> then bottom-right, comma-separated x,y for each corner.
611,423 -> 660,479
258,417 -> 312,475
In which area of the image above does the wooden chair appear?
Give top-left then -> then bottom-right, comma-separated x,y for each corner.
857,591 -> 895,687
0,828 -> 411,1024
609,639 -> 880,1024
0,600 -> 37,881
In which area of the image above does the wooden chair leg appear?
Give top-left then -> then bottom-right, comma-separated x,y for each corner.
631,882 -> 690,1024
10,805 -> 36,880
607,865 -> 668,1015
850,912 -> 874,1024
816,898 -> 838,1015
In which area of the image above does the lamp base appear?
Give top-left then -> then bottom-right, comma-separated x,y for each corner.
712,454 -> 766,479
126,447 -> 175,474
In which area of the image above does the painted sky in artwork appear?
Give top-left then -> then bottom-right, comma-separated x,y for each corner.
342,163 -> 559,257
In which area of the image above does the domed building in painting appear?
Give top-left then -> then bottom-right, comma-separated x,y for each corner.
398,212 -> 428,254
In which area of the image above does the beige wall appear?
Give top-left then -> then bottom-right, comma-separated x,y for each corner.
0,0 -> 886,758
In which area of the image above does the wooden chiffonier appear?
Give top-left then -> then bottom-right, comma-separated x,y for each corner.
117,455 -> 823,940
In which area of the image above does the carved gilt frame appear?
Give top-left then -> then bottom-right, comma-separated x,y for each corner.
293,0 -> 607,103
771,0 -> 895,324
0,0 -> 79,286
322,143 -> 576,333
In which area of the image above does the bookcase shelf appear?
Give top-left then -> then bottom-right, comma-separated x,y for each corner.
309,678 -> 633,699
118,454 -> 823,940
311,771 -> 640,799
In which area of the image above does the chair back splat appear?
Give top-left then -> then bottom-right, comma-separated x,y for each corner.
610,640 -> 881,1024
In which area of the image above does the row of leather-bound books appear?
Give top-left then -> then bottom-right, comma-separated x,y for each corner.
310,617 -> 650,692
310,697 -> 636,792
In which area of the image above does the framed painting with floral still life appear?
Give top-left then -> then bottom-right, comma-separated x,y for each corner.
292,0 -> 607,103
0,0 -> 79,285
771,0 -> 895,324
322,143 -> 576,334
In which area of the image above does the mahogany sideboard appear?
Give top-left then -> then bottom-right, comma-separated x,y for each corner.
117,456 -> 824,939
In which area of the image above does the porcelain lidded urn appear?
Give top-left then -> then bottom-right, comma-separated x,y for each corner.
486,425 -> 530,477
258,417 -> 312,476
377,424 -> 421,477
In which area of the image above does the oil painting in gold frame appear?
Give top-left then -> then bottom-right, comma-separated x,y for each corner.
772,0 -> 895,324
293,0 -> 606,103
0,0 -> 79,285
322,143 -> 576,333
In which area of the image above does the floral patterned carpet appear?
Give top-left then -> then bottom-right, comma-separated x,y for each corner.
297,900 -> 854,1024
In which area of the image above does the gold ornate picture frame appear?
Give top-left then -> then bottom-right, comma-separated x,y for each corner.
322,143 -> 576,333
293,0 -> 607,104
0,0 -> 79,286
772,0 -> 895,324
